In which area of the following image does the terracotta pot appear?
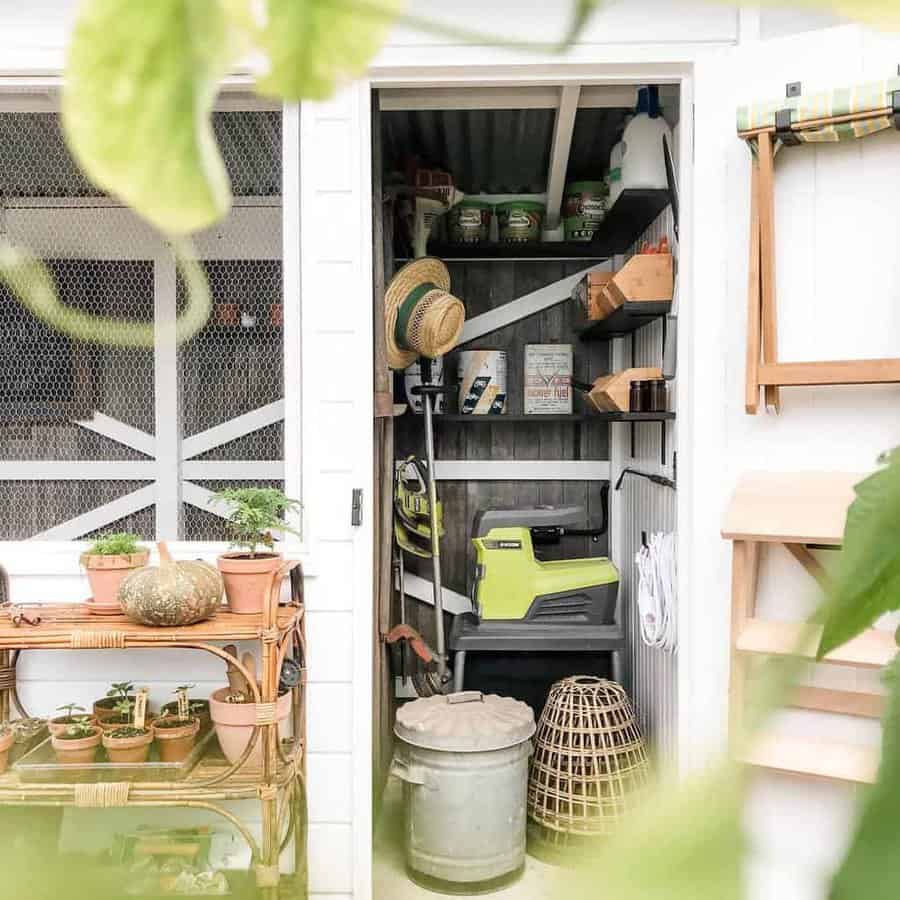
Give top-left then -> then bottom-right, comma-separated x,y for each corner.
217,553 -> 282,615
214,302 -> 240,326
81,551 -> 149,609
0,729 -> 13,775
93,696 -> 137,724
51,727 -> 102,765
48,715 -> 98,737
154,717 -> 201,763
209,687 -> 291,766
102,727 -> 154,764
161,700 -> 211,731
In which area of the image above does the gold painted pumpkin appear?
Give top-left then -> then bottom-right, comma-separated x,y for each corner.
118,543 -> 223,627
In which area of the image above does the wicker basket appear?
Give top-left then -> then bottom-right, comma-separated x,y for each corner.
528,676 -> 650,858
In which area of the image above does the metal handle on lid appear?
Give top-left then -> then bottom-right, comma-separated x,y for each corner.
447,691 -> 483,705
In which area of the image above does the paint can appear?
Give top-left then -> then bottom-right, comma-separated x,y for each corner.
404,358 -> 445,415
457,350 -> 508,415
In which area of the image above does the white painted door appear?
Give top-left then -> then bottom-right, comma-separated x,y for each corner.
688,23 -> 900,900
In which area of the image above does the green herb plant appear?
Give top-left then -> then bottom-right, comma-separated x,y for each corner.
213,487 -> 300,557
106,682 -> 135,704
55,704 -> 90,724
60,720 -> 96,741
87,533 -> 141,557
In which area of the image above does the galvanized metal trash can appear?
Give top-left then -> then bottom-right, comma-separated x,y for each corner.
392,690 -> 536,893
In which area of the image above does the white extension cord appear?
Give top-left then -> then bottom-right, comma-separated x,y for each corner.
635,531 -> 677,652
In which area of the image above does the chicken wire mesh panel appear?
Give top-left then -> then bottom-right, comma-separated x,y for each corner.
0,481 -> 153,541
182,479 -> 284,543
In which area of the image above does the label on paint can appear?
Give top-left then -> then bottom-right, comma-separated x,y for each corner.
524,344 -> 573,414
457,350 -> 508,415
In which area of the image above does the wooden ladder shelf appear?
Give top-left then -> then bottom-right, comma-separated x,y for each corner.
722,471 -> 892,783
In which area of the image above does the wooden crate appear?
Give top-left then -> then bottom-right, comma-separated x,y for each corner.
584,366 -> 662,412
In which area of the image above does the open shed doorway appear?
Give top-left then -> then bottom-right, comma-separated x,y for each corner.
371,75 -> 684,894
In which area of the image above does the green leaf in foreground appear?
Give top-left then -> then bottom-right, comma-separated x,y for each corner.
567,765 -> 745,900
817,451 -> 900,658
255,0 -> 403,101
62,0 -> 234,235
829,659 -> 900,899
0,241 -> 211,347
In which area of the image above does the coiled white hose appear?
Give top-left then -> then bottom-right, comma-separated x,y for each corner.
635,531 -> 677,652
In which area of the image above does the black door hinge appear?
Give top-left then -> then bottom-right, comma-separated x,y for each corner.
351,488 -> 364,527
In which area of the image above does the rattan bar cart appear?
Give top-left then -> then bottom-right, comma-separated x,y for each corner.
0,560 -> 307,898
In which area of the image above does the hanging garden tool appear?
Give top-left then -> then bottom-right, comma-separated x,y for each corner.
384,258 -> 465,694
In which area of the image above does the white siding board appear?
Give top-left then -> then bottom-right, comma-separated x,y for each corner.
307,753 -> 354,824
306,612 -> 355,684
308,825 -> 354,894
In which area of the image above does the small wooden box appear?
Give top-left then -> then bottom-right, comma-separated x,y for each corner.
605,253 -> 674,308
572,270 -> 615,320
585,366 -> 663,413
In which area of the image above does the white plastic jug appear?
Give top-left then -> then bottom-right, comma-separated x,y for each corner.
620,87 -> 672,192
607,135 -> 626,209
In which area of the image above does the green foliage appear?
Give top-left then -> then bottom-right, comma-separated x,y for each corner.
106,682 -> 135,702
214,487 -> 301,556
62,720 -> 97,740
175,684 -> 196,694
0,239 -> 211,348
62,0 -> 234,235
829,659 -> 900,899
817,449 -> 900,658
569,765 -> 744,900
87,532 -> 141,557
255,0 -> 402,101
55,703 -> 87,722
113,698 -> 135,722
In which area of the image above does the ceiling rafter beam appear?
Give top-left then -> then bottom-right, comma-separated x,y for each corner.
545,85 -> 582,232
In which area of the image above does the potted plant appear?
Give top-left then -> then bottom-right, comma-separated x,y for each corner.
80,533 -> 148,613
49,703 -> 96,737
153,716 -> 201,763
214,487 -> 300,615
94,681 -> 136,725
99,697 -> 141,733
160,685 -> 211,730
51,719 -> 102,765
0,724 -> 13,775
102,698 -> 154,764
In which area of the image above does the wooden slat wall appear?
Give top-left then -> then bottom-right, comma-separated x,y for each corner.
395,260 -> 611,648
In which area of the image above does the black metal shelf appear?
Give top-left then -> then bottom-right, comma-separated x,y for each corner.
430,412 -> 675,423
577,300 -> 671,341
401,189 -> 671,262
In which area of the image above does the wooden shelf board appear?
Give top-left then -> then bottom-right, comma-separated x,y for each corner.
721,471 -> 863,545
0,604 -> 303,650
736,618 -> 896,668
741,733 -> 879,784
790,685 -> 887,719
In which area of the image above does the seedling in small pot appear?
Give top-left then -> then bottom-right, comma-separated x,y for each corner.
50,718 -> 102,765
214,487 -> 300,615
153,713 -> 201,763
102,694 -> 153,764
94,681 -> 136,724
49,703 -> 95,737
160,684 -> 210,728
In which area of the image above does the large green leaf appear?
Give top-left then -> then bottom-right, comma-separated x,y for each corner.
62,0 -> 234,235
818,452 -> 900,658
567,765 -> 745,900
255,0 -> 403,101
829,659 -> 900,899
0,241 -> 211,347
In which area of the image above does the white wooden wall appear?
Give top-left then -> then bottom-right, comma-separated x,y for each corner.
691,25 -> 900,900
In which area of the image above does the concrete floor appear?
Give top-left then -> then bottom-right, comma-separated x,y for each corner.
374,779 -> 566,900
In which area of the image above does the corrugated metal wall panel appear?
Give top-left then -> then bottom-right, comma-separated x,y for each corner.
612,205 -> 678,767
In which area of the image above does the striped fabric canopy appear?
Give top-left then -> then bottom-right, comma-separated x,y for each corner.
737,76 -> 900,143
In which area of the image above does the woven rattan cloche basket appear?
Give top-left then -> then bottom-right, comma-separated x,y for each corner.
527,676 -> 651,860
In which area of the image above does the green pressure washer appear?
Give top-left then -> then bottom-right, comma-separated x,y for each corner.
471,495 -> 618,624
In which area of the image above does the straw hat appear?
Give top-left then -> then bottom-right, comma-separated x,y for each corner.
385,258 -> 465,370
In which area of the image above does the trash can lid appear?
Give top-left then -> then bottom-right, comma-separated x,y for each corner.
394,691 -> 535,752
